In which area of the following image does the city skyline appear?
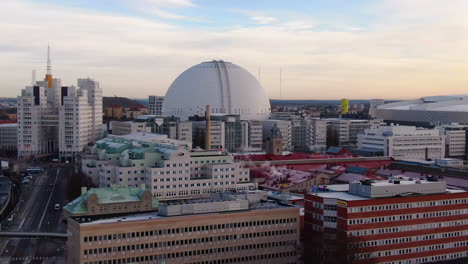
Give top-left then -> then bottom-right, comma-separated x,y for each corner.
2,0 -> 468,99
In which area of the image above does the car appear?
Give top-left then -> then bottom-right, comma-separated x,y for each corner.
46,189 -> 52,192
22,179 -> 30,185
49,183 -> 54,186
54,204 -> 61,210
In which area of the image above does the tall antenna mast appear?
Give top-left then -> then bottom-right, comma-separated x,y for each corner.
47,44 -> 52,75
45,44 -> 53,88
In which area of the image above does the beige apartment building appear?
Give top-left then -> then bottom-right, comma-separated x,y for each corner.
68,196 -> 300,264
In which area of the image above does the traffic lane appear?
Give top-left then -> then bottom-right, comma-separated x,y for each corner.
21,168 -> 58,232
39,167 -> 72,233
18,176 -> 50,231
15,169 -> 50,231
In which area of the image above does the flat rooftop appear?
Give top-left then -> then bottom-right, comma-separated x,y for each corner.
81,200 -> 292,226
0,123 -> 17,128
312,192 -> 370,201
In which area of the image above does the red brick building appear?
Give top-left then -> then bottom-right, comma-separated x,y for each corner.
304,178 -> 468,264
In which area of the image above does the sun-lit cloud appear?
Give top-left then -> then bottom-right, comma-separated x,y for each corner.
1,0 -> 468,100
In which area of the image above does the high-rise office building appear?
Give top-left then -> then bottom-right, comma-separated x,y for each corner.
17,46 -> 102,160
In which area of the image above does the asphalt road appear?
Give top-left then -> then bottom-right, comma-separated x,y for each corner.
0,164 -> 75,263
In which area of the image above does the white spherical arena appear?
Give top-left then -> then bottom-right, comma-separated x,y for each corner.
162,60 -> 271,121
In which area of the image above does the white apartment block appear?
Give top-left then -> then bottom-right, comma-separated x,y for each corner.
111,121 -> 146,135
81,133 -> 254,200
262,119 -> 292,151
148,96 -> 164,115
357,125 -> 445,160
240,120 -> 263,152
269,113 -> 327,152
58,79 -> 103,160
17,78 -> 103,160
436,124 -> 468,159
0,123 -> 18,150
17,82 -> 59,158
302,118 -> 327,153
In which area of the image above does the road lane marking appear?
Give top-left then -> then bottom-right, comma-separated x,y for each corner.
18,170 -> 49,230
37,168 -> 60,231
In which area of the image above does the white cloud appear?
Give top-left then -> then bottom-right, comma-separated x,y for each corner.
250,16 -> 277,25
127,0 -> 198,21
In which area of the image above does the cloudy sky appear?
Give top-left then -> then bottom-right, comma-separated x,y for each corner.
1,0 -> 468,99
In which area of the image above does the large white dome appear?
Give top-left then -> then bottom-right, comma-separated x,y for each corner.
162,60 -> 271,121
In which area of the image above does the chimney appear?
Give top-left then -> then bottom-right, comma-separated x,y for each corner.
81,187 -> 87,195
205,105 -> 211,150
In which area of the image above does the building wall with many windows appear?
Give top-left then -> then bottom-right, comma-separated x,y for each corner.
81,133 -> 254,200
304,180 -> 468,264
68,201 -> 300,264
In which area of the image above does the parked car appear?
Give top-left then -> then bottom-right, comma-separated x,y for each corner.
54,203 -> 61,210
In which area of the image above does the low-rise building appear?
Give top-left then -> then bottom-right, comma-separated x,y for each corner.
104,105 -> 123,120
262,120 -> 292,151
123,105 -> 147,119
67,194 -> 300,264
0,123 -> 17,151
435,158 -> 464,168
270,113 -> 327,153
436,124 -> 468,159
63,185 -> 158,221
111,121 -> 147,135
136,115 -> 192,143
192,114 -> 263,153
325,118 -> 382,148
356,125 -> 445,160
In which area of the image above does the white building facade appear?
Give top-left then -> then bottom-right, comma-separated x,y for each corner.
436,124 -> 468,159
58,79 -> 103,160
111,121 -> 146,136
81,133 -> 254,200
357,125 -> 445,160
148,96 -> 164,116
17,49 -> 102,160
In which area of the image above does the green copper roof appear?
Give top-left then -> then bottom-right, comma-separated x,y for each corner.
63,185 -> 158,216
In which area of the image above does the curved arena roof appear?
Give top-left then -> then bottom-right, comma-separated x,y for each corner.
375,95 -> 468,126
162,60 -> 271,121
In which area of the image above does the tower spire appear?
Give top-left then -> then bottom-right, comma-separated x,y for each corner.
45,44 -> 53,88
47,44 -> 52,75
